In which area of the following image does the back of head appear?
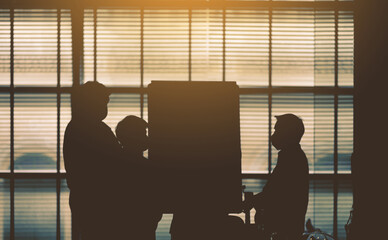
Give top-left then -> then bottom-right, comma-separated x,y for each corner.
71,81 -> 110,121
116,115 -> 148,151
275,114 -> 305,144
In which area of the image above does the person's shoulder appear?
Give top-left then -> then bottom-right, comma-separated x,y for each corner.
99,122 -> 119,140
100,121 -> 111,129
99,122 -> 115,134
296,146 -> 307,157
64,120 -> 77,136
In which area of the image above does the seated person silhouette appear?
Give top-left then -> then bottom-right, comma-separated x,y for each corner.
63,81 -> 126,239
116,115 -> 163,240
244,114 -> 309,240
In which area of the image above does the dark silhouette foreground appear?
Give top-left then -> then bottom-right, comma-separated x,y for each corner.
146,82 -> 242,240
64,82 -> 125,239
245,114 -> 309,240
64,82 -> 309,240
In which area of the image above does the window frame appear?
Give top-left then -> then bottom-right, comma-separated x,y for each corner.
0,1 -> 354,240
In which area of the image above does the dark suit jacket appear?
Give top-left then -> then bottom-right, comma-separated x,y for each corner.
123,153 -> 163,239
63,120 -> 124,238
256,144 -> 309,239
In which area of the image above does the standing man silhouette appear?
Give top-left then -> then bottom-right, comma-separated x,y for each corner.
64,81 -> 124,239
245,114 -> 309,240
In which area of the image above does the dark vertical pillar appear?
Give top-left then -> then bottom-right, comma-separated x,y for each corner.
353,0 -> 388,239
70,2 -> 84,239
10,8 -> 14,240
268,7 -> 272,174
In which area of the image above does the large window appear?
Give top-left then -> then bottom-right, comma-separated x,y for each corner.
0,1 -> 354,239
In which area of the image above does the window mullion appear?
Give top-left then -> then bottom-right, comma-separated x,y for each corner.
56,9 -> 61,240
268,7 -> 273,174
10,7 -> 15,240
334,8 -> 339,240
71,5 -> 84,86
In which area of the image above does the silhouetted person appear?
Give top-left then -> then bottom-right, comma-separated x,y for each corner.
116,115 -> 162,240
245,114 -> 309,240
63,81 -> 125,239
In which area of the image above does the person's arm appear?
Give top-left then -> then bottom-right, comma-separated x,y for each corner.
243,188 -> 267,211
252,192 -> 265,210
63,124 -> 86,190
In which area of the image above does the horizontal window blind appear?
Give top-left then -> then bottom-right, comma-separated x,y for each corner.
0,179 -> 10,239
306,180 -> 334,236
15,179 -> 57,240
0,10 -> 10,86
338,95 -> 353,173
85,9 -> 141,85
60,9 -> 72,86
314,11 -> 336,86
338,11 -> 354,87
14,9 -> 72,86
83,9 -> 95,83
192,9 -> 223,82
272,10 -> 316,86
226,9 -> 269,86
0,9 -> 72,86
0,93 -> 10,171
240,95 -> 268,173
144,9 -> 189,84
14,94 -> 57,171
83,8 -> 353,87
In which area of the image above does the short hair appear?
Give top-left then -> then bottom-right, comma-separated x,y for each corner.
275,114 -> 305,141
116,115 -> 148,141
71,81 -> 109,117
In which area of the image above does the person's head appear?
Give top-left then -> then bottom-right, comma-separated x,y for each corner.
71,81 -> 110,122
271,114 -> 305,150
116,115 -> 149,153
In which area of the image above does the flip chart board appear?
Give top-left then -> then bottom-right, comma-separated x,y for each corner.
148,81 -> 242,212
